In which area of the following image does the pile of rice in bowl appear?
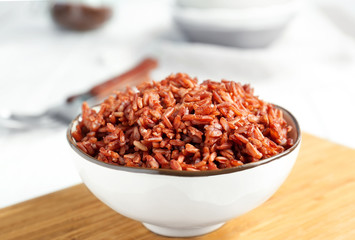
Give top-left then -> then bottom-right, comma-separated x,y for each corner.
72,73 -> 294,171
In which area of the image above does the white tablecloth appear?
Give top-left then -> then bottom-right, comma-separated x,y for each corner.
1,0 -> 354,208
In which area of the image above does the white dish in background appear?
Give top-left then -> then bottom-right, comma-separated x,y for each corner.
177,0 -> 295,9
173,0 -> 302,48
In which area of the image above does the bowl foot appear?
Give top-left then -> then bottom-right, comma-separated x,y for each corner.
142,222 -> 225,237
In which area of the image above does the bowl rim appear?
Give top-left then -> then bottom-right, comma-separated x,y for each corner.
67,105 -> 301,177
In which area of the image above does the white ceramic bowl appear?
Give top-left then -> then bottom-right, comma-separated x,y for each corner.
173,0 -> 301,48
67,105 -> 301,237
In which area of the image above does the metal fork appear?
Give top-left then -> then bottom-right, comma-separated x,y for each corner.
0,58 -> 158,131
0,94 -> 91,130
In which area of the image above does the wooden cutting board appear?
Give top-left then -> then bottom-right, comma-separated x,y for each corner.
1,133 -> 355,240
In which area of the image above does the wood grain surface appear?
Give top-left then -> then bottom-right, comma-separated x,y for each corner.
1,133 -> 354,240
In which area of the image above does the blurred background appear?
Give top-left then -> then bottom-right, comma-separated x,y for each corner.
1,0 -> 355,208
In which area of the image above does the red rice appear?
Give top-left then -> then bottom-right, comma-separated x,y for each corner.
72,73 -> 293,171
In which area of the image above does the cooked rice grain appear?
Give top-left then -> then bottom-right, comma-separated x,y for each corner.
73,73 -> 293,171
